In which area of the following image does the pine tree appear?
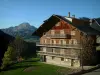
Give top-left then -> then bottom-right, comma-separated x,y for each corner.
1,46 -> 15,69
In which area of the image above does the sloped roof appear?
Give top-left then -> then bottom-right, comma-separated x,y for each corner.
32,15 -> 60,37
32,15 -> 100,36
90,19 -> 100,32
55,15 -> 100,35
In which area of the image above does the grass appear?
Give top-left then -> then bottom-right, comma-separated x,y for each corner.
0,60 -> 71,75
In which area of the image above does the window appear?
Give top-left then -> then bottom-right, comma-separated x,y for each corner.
43,47 -> 46,52
63,40 -> 66,45
51,48 -> 55,53
54,40 -> 56,44
60,30 -> 64,35
59,40 -> 66,45
50,40 -> 56,44
69,40 -> 72,44
61,58 -> 64,61
73,39 -> 77,44
71,31 -> 75,35
50,40 -> 56,45
60,40 -> 63,45
44,39 -> 47,44
51,30 -> 55,35
52,56 -> 55,60
51,40 -> 54,44
69,39 -> 77,44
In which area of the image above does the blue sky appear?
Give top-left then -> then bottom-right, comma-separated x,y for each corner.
0,0 -> 100,28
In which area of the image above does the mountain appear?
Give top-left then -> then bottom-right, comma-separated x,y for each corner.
1,22 -> 39,42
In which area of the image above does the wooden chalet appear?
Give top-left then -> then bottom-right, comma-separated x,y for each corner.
32,12 -> 100,67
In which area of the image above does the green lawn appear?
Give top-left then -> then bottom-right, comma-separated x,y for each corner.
0,61 -> 71,75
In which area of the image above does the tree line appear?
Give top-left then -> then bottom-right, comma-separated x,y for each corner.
0,35 -> 36,70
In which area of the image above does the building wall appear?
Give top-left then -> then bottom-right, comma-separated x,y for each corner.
40,20 -> 81,45
40,47 -> 80,56
45,56 -> 80,67
38,19 -> 97,67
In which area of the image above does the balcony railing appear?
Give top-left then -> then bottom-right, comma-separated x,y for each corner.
36,43 -> 81,49
44,34 -> 71,38
37,51 -> 79,59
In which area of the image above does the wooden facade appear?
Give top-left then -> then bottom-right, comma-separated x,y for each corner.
33,14 -> 100,67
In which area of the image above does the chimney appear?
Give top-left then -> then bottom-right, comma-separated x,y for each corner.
68,12 -> 70,17
72,15 -> 75,18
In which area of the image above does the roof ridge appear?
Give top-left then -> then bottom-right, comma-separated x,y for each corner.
93,19 -> 100,27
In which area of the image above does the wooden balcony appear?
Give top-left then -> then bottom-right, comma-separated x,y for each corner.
44,34 -> 71,39
37,51 -> 79,59
36,43 -> 81,49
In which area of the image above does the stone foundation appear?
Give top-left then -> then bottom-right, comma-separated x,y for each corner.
41,55 -> 80,67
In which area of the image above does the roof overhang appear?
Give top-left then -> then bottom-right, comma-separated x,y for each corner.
32,14 -> 100,37
90,19 -> 100,32
32,15 -> 60,37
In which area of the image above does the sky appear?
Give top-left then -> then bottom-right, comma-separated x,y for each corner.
0,0 -> 100,29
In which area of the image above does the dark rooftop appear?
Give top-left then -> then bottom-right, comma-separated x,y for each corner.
32,15 -> 100,36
